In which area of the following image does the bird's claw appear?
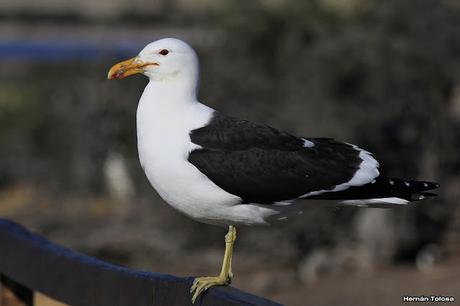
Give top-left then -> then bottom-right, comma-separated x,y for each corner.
190,275 -> 232,303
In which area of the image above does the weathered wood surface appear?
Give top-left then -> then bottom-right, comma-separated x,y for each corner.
0,219 -> 282,306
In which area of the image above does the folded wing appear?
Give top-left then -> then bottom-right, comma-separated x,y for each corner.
188,112 -> 379,204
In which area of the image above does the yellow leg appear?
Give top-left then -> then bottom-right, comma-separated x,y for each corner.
190,225 -> 237,303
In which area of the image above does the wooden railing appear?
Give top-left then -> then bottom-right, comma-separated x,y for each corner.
0,219 -> 281,306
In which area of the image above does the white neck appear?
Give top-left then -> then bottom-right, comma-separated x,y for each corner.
136,74 -> 212,143
144,62 -> 199,103
136,73 -> 214,172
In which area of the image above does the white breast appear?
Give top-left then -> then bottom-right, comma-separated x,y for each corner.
136,85 -> 245,224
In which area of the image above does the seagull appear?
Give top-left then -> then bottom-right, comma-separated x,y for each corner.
107,38 -> 440,303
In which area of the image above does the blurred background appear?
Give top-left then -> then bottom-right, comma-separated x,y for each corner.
0,0 -> 459,305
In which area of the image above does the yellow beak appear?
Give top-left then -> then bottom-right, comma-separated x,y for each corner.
107,57 -> 158,80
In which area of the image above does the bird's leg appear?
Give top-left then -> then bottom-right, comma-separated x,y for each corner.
191,225 -> 237,303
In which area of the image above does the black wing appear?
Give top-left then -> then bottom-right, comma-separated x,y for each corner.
188,112 -> 377,204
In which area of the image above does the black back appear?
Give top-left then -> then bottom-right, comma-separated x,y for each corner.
188,112 -> 364,203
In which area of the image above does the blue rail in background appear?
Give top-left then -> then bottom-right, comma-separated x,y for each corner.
0,40 -> 142,61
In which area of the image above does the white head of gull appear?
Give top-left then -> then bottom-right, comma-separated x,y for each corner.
109,38 -> 199,100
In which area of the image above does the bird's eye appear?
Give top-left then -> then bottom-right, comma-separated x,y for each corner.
159,49 -> 169,56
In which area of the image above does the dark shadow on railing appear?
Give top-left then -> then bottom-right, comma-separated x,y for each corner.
0,219 -> 282,306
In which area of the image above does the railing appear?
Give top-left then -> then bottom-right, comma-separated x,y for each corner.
0,219 -> 281,306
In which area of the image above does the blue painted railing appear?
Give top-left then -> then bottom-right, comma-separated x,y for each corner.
0,219 -> 281,306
